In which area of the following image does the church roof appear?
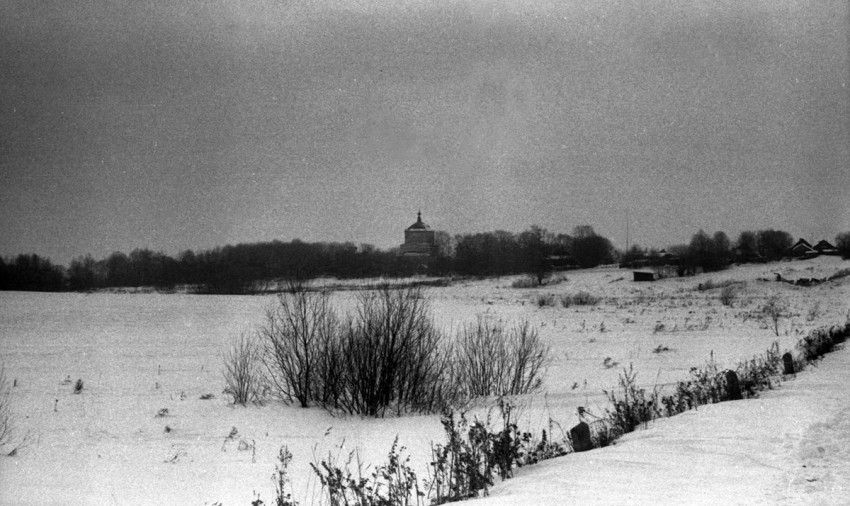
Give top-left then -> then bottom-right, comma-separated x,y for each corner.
406,211 -> 431,231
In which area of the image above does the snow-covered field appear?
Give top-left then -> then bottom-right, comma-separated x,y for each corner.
1,256 -> 848,505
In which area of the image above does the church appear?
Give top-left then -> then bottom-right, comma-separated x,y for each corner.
399,211 -> 437,257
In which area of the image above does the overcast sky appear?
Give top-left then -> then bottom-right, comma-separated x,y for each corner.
2,0 -> 848,265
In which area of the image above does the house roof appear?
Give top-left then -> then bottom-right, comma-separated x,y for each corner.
814,239 -> 837,252
791,238 -> 813,249
789,239 -> 817,256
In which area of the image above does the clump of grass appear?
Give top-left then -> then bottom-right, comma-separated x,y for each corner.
428,400 -> 535,503
602,357 -> 619,369
652,345 -> 671,354
512,274 -> 567,289
524,422 -> 570,465
587,418 -> 618,448
511,276 -> 540,289
546,274 -> 568,286
535,294 -> 555,307
697,279 -> 740,292
796,322 -> 850,362
718,285 -> 738,306
560,291 -> 601,307
603,364 -> 660,436
312,437 -> 426,506
681,352 -> 726,406
735,342 -> 782,397
272,446 -> 299,506
697,279 -> 717,291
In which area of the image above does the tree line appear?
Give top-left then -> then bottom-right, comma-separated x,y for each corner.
621,229 -> 807,273
2,228 -> 848,293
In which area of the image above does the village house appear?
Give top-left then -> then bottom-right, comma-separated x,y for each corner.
789,238 -> 839,259
814,239 -> 839,255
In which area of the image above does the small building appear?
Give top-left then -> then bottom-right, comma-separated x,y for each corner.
399,211 -> 437,257
813,239 -> 839,255
633,271 -> 656,282
789,239 -> 818,259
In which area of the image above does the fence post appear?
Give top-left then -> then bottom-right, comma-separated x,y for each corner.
725,370 -> 743,400
570,422 -> 593,452
782,352 -> 795,375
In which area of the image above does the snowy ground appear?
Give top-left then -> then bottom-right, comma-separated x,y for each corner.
0,256 -> 848,505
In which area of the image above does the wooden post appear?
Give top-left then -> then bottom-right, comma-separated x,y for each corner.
725,370 -> 743,400
570,421 -> 593,452
782,352 -> 795,375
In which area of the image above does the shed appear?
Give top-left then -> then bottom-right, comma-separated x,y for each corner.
633,271 -> 656,282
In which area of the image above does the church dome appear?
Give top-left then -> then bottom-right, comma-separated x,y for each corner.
406,211 -> 431,231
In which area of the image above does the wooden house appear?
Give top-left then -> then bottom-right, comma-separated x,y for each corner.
814,239 -> 839,255
789,239 -> 819,259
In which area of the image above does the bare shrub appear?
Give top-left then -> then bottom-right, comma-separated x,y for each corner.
455,318 -> 549,398
260,282 -> 339,408
762,295 -> 789,337
222,331 -> 265,405
336,287 -> 456,416
718,285 -> 737,306
561,291 -> 601,307
535,294 -> 555,307
1,365 -> 33,456
545,274 -> 568,286
511,276 -> 540,289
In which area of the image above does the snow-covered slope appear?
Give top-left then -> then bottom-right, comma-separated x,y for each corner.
477,344 -> 850,505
